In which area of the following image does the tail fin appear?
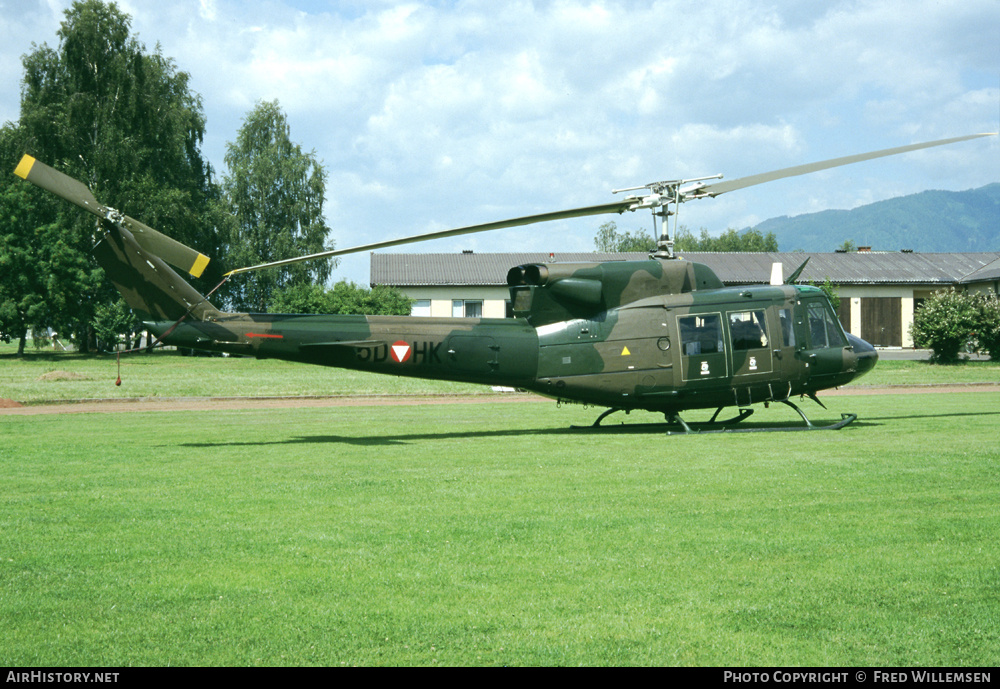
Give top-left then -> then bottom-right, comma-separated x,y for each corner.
94,225 -> 223,322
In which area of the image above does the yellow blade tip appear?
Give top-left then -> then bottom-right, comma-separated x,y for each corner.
189,253 -> 210,278
14,155 -> 36,180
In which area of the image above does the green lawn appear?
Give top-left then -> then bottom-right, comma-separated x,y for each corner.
857,359 -> 1000,387
1,393 -> 998,665
0,345 -> 489,403
2,342 -> 998,404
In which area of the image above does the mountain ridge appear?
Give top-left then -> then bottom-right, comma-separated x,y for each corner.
750,183 -> 1000,253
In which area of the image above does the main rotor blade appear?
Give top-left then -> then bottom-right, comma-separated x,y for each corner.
694,132 -> 997,197
14,155 -> 211,278
229,132 -> 995,276
225,200 -> 633,276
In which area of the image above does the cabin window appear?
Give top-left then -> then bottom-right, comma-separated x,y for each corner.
728,310 -> 768,350
806,301 -> 846,349
679,314 -> 724,355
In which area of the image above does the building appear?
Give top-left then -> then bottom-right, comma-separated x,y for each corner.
370,251 -> 1000,348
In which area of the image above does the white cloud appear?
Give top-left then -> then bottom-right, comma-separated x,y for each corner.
197,0 -> 216,21
0,0 -> 70,124
3,0 -> 998,282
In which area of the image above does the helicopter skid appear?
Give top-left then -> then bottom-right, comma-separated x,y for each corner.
572,403 -> 857,434
663,411 -> 858,435
573,405 -> 754,430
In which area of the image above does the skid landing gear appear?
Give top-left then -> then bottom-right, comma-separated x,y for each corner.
665,403 -> 858,434
665,407 -> 756,432
664,402 -> 857,434
572,399 -> 857,434
573,406 -> 755,431
589,407 -> 626,427
568,407 -> 634,429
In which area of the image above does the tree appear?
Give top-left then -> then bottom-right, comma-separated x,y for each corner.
10,0 -> 223,351
0,128 -> 43,353
910,289 -> 980,364
0,125 -> 104,354
271,282 -> 412,316
593,222 -> 779,254
593,221 -> 657,253
971,292 -> 1000,361
92,297 -> 138,351
810,278 -> 840,311
220,100 -> 335,312
674,226 -> 779,252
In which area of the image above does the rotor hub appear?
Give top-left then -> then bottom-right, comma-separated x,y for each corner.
612,174 -> 723,260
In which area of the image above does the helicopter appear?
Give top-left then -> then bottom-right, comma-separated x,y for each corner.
13,132 -> 996,432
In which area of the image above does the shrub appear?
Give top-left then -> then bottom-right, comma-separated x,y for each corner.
910,289 -> 979,364
93,298 -> 138,352
972,292 -> 1000,361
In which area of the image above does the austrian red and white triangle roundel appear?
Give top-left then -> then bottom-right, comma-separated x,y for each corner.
390,340 -> 412,363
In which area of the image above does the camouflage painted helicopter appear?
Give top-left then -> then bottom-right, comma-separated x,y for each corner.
13,132 -> 995,432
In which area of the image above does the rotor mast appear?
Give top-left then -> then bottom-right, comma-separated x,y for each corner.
612,174 -> 723,259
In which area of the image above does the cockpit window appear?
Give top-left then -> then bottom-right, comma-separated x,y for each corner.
806,301 -> 845,349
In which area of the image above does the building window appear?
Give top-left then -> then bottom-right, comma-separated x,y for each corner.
452,300 -> 483,318
411,299 -> 431,317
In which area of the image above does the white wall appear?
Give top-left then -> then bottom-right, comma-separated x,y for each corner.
399,286 -> 510,318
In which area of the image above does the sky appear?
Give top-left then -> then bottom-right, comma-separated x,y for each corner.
2,0 -> 999,284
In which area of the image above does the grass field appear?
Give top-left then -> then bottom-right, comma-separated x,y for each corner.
1,389 -> 998,665
2,342 -> 998,404
0,345 -> 488,403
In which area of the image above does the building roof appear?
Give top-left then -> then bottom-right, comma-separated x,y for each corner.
960,256 -> 1000,283
371,252 -> 643,286
370,251 -> 1000,287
